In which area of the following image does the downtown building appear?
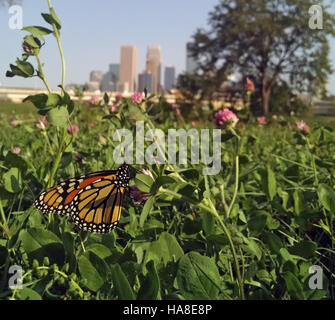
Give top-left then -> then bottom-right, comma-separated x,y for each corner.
145,45 -> 162,93
138,72 -> 153,93
164,65 -> 176,92
119,45 -> 138,93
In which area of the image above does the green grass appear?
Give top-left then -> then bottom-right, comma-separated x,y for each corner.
0,100 -> 334,300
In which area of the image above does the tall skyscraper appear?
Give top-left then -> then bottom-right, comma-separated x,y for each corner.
164,65 -> 176,92
145,45 -> 161,93
186,42 -> 198,74
119,46 -> 138,92
138,72 -> 153,93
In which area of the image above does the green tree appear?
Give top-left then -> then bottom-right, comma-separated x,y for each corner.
189,0 -> 335,115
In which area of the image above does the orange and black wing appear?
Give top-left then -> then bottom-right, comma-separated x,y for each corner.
34,168 -> 128,233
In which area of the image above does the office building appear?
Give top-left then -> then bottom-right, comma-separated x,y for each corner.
164,65 -> 176,91
119,46 -> 138,92
145,45 -> 161,93
138,72 -> 153,93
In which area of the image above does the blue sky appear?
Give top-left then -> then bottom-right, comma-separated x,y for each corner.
0,0 -> 335,94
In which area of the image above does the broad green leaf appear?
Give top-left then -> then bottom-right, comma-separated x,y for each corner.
137,260 -> 160,300
15,60 -> 34,77
176,251 -> 220,300
3,168 -> 22,193
23,94 -> 48,109
243,238 -> 262,260
263,231 -> 283,254
283,271 -> 305,300
17,288 -> 42,300
78,251 -> 107,292
46,93 -> 62,108
22,25 -> 53,38
134,174 -> 154,193
267,166 -> 277,200
150,176 -> 175,194
18,227 -> 64,265
110,263 -> 136,299
139,196 -> 155,227
248,214 -> 267,234
86,243 -> 112,260
318,184 -> 335,214
144,232 -> 184,266
288,240 -> 317,259
46,106 -> 69,127
41,9 -> 61,30
201,212 -> 214,236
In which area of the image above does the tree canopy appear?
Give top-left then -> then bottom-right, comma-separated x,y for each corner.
187,0 -> 335,115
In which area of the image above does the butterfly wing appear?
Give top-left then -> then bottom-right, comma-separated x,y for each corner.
34,169 -> 128,233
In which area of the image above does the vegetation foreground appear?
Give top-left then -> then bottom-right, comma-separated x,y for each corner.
0,97 -> 334,300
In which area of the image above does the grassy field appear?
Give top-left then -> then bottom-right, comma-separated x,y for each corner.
0,98 -> 334,300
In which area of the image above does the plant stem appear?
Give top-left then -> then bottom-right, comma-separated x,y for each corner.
47,0 -> 66,90
0,201 -> 11,239
48,127 -> 66,187
35,55 -> 52,93
227,155 -> 239,218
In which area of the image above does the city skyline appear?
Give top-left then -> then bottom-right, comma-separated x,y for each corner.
0,1 -> 335,94
84,44 -> 176,93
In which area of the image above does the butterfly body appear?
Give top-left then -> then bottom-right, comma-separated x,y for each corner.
34,164 -> 130,233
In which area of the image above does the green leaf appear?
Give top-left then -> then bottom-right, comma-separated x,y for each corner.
15,60 -> 34,77
134,174 -> 154,193
7,64 -> 30,78
17,288 -> 42,300
46,93 -> 62,108
150,176 -> 176,194
3,168 -> 22,193
22,25 -> 53,38
243,238 -> 262,260
201,212 -> 214,236
293,190 -> 304,216
318,184 -> 335,214
267,166 -> 277,200
23,94 -> 48,109
176,251 -> 220,300
46,106 -> 69,127
263,231 -> 283,254
18,227 -> 64,265
86,244 -> 112,260
41,9 -> 61,30
5,153 -> 28,172
144,232 -> 184,266
78,251 -> 107,292
248,214 -> 267,234
139,196 -> 155,227
137,260 -> 160,300
110,263 -> 136,299
283,271 -> 305,300
288,240 -> 317,259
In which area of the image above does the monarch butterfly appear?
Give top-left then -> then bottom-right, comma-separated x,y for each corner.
34,164 -> 130,233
